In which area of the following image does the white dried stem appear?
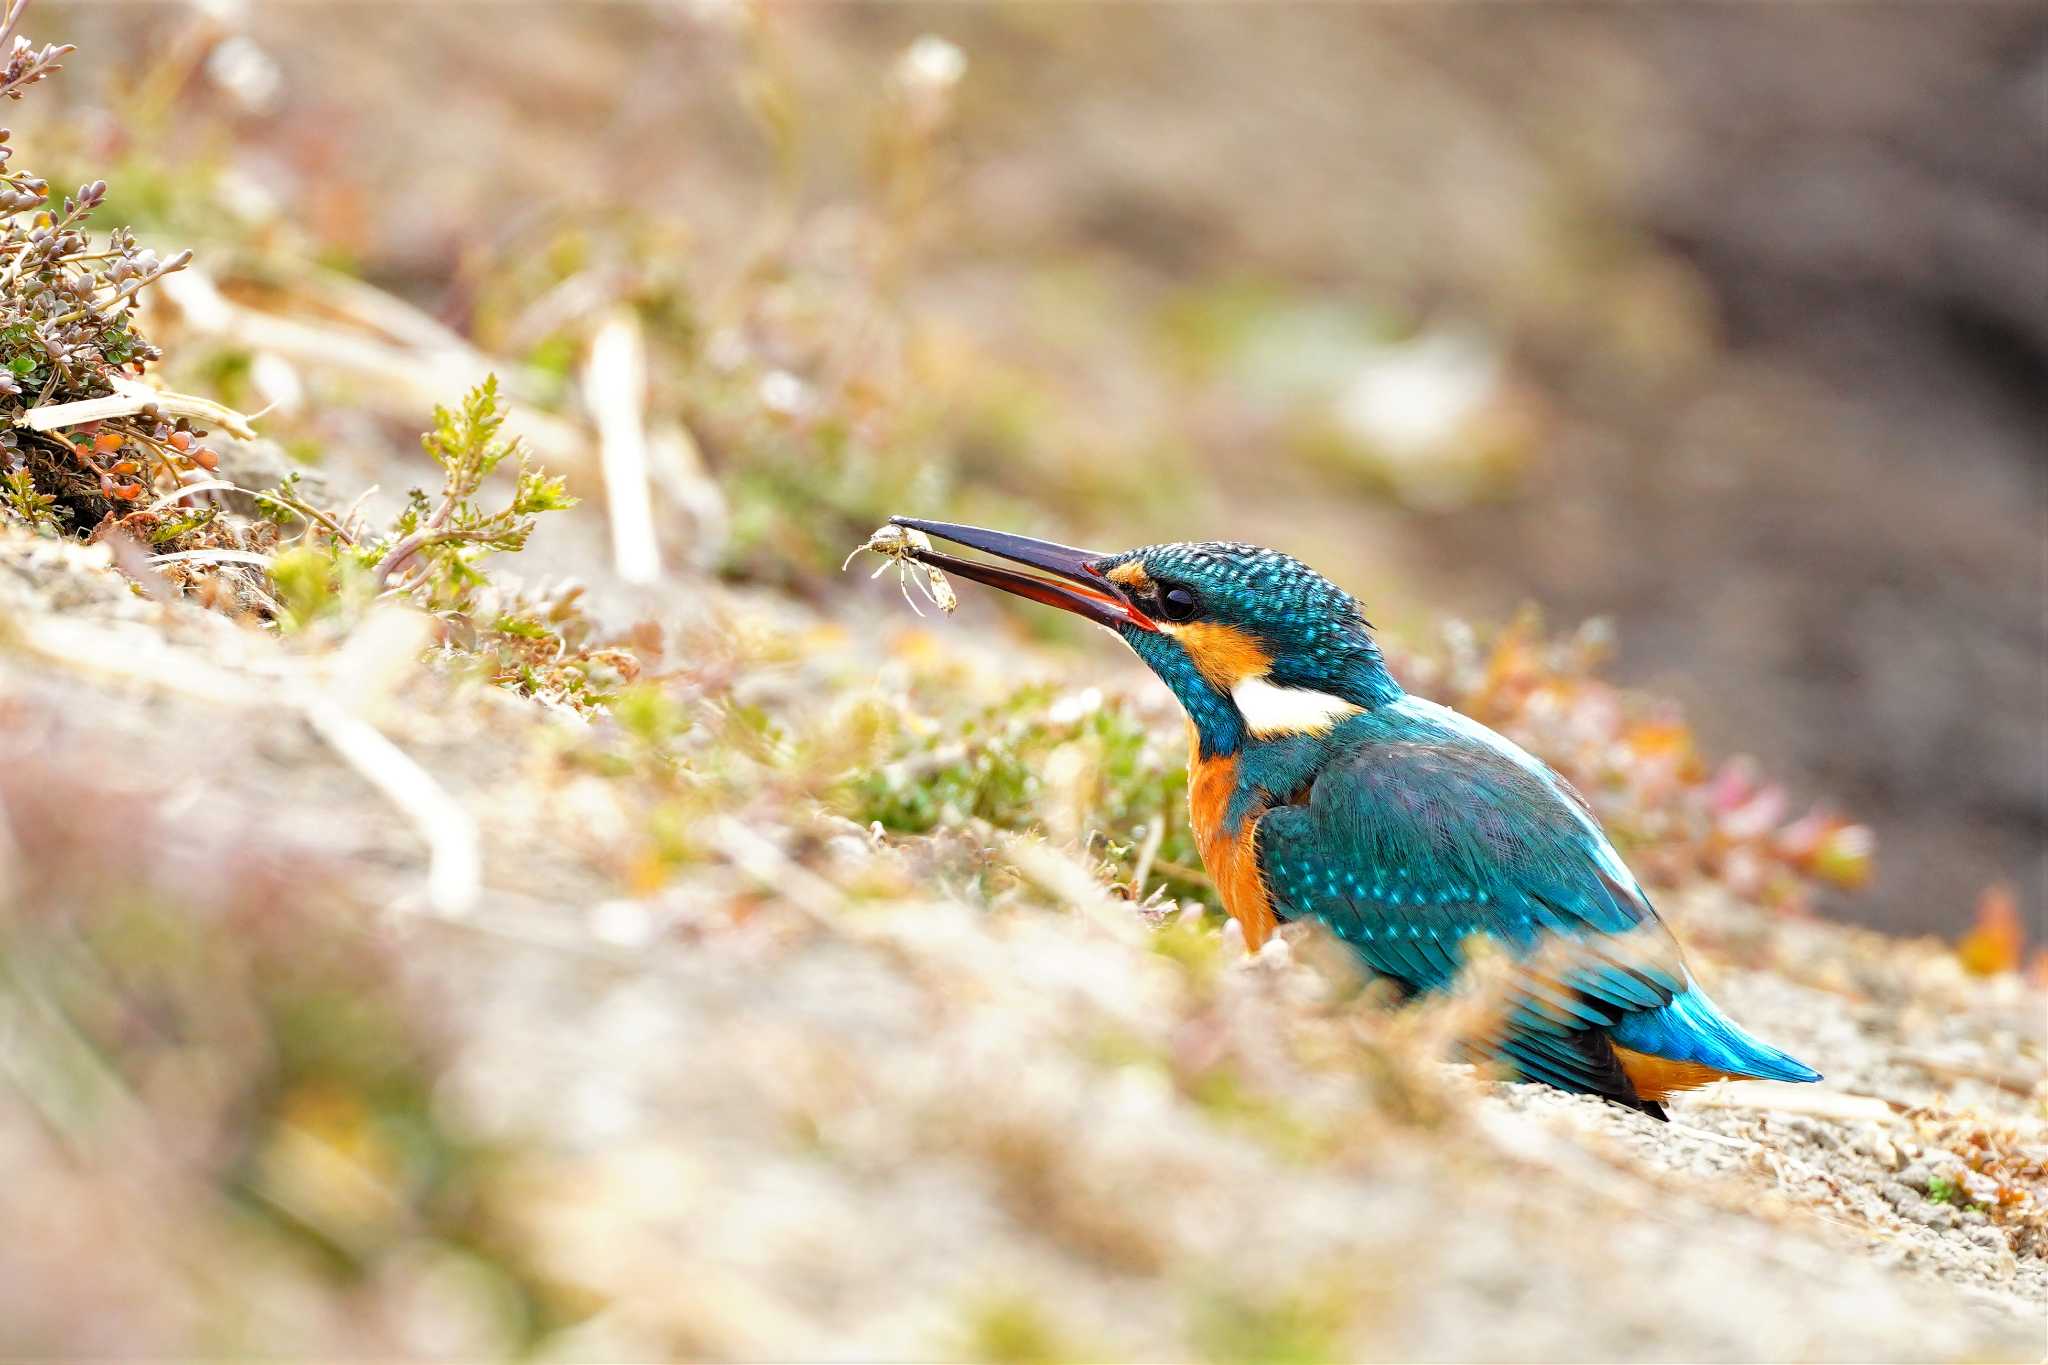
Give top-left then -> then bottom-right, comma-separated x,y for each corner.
301,694 -> 480,918
20,375 -> 258,440
583,311 -> 662,585
147,548 -> 272,569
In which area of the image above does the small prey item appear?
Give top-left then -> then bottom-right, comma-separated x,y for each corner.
844,523 -> 957,616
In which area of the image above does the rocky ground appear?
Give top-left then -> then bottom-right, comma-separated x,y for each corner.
1,526 -> 2041,1361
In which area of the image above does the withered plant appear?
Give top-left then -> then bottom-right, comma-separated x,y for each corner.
0,0 -> 224,541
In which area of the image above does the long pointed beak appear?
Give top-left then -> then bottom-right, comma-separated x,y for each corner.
887,516 -> 1157,632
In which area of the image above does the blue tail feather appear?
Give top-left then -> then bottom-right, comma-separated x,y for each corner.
1609,985 -> 1822,1084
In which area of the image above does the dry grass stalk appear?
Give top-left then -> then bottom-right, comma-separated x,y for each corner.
21,375 -> 257,441
301,694 -> 480,918
583,310 -> 662,584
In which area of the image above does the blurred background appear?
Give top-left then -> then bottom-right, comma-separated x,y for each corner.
1,5 -> 2044,1360
26,1 -> 2043,936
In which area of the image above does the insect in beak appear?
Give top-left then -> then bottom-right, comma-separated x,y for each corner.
883,516 -> 1157,632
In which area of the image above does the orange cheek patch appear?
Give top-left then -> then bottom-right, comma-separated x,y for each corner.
1171,622 -> 1272,692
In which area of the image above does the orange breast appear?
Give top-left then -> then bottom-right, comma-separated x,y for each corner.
1186,726 -> 1278,951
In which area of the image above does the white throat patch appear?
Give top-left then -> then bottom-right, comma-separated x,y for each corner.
1230,676 -> 1362,737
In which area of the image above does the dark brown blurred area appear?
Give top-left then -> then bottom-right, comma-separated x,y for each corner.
39,1 -> 2046,938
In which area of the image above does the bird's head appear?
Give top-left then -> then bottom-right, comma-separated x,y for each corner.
888,517 -> 1402,756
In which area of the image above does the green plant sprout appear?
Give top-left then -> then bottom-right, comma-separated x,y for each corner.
367,375 -> 576,601
255,376 -> 631,712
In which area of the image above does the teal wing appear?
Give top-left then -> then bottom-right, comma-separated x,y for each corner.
1257,709 -> 1688,1111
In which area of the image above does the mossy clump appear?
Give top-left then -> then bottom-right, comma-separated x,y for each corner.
1923,1174 -> 1988,1214
960,1296 -> 1082,1365
1192,1288 -> 1349,1365
838,682 -> 1207,906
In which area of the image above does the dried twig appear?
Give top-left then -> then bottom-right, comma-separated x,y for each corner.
301,695 -> 480,918
583,311 -> 661,584
138,477 -> 235,516
20,375 -> 257,441
147,548 -> 272,569
1130,810 -> 1166,897
1147,855 -> 1215,890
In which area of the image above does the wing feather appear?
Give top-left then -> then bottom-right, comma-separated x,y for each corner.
1258,699 -> 1687,1109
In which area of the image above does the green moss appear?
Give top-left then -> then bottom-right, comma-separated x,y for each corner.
1083,1028 -> 1170,1072
836,684 -> 1208,907
1,467 -> 60,532
1149,914 -> 1225,981
961,1297 -> 1080,1365
1193,1289 -> 1348,1365
1923,1174 -> 1989,1214
614,682 -> 693,747
267,542 -> 372,632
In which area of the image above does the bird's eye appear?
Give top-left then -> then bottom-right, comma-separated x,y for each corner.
1158,585 -> 1199,622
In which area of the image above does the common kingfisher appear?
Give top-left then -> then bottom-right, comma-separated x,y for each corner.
885,517 -> 1822,1120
